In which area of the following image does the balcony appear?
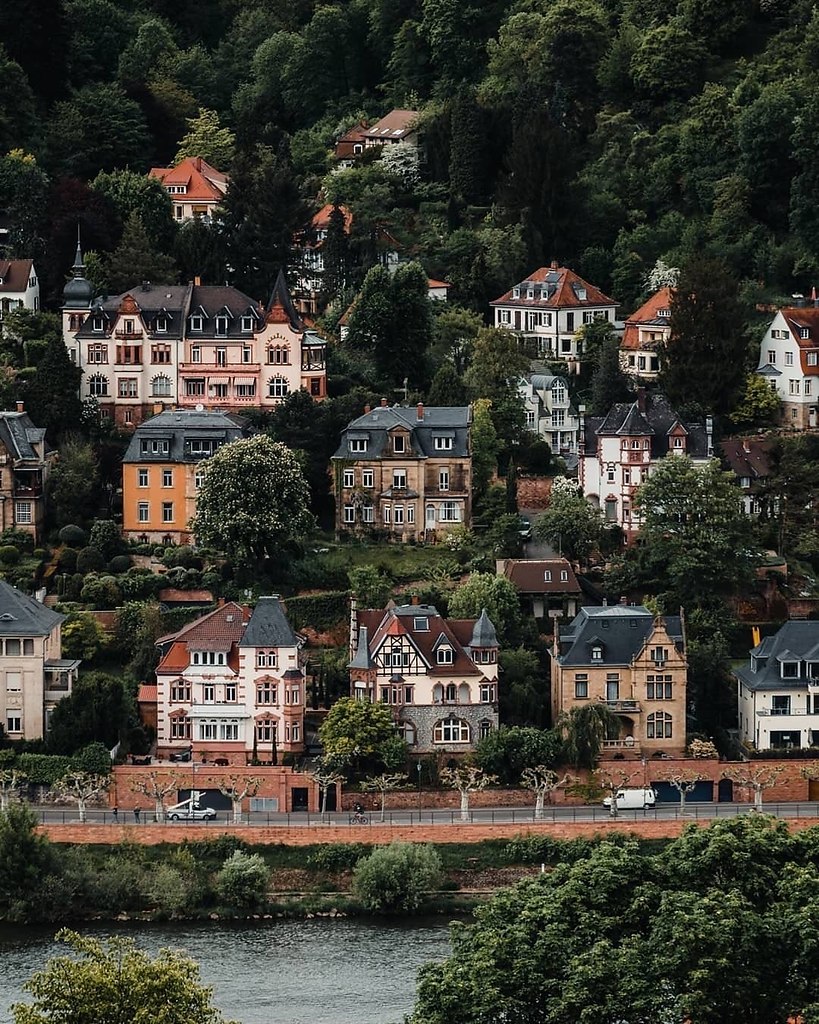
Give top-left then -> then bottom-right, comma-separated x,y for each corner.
179,363 -> 260,373
115,329 -> 144,340
602,738 -> 642,752
605,700 -> 642,714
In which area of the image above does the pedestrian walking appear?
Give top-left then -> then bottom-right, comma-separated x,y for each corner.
133,805 -> 141,824
112,806 -> 118,823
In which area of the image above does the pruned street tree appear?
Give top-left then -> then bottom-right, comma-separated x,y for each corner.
360,773 -> 407,823
209,775 -> 263,824
0,768 -> 26,811
722,764 -> 785,812
520,767 -> 574,820
191,435 -> 314,564
660,768 -> 703,815
440,766 -> 497,822
129,771 -> 184,823
309,758 -> 345,818
594,768 -> 633,819
54,771 -> 110,824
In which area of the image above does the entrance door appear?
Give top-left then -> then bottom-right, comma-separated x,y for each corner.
811,407 -> 817,429
426,505 -> 436,529
291,787 -> 309,811
324,785 -> 337,812
718,778 -> 734,802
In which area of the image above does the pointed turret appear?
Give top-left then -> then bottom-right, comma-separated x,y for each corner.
265,268 -> 304,330
62,225 -> 93,309
470,608 -> 499,650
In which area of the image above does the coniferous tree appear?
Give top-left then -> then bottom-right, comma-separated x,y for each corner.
23,336 -> 83,443
322,203 -> 349,300
173,218 -> 225,285
590,333 -> 632,414
505,457 -> 518,514
427,363 -> 469,406
106,212 -> 176,295
175,108 -> 236,169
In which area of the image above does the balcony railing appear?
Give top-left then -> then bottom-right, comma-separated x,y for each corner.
115,329 -> 144,340
602,738 -> 642,750
605,700 -> 642,713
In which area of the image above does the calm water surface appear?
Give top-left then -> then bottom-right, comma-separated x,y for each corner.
0,919 -> 452,1024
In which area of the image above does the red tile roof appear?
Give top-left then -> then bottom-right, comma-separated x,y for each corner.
137,684 -> 157,703
427,279 -> 451,290
148,156 -> 229,202
491,264 -> 616,309
501,559 -> 581,595
721,438 -> 773,483
621,287 -> 673,350
780,307 -> 819,375
158,588 -> 214,604
311,203 -> 353,233
0,259 -> 34,294
360,606 -> 486,677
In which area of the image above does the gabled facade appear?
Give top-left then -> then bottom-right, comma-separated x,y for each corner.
490,262 -> 618,362
0,581 -> 79,741
363,110 -> 419,148
0,404 -> 55,541
579,391 -> 713,540
122,409 -> 249,545
349,601 -> 500,753
62,253 -> 326,428
619,286 -> 672,379
334,121 -> 369,165
332,402 -> 472,541
755,305 -> 819,429
497,558 -> 581,621
0,259 -> 39,334
518,373 -> 581,456
155,596 -> 305,762
735,621 -> 819,751
721,437 -> 773,516
552,605 -> 687,756
148,156 -> 229,222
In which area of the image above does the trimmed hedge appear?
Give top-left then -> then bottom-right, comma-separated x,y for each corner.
284,591 -> 348,631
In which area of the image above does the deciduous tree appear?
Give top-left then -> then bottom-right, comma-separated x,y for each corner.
560,703 -> 621,769
440,765 -> 497,821
54,771 -> 110,824
521,767 -> 574,820
129,771 -> 184,823
359,773 -> 407,822
175,108 -> 235,169
534,476 -> 603,563
447,573 -> 517,645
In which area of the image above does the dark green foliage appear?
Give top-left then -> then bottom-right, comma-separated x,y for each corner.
45,672 -> 132,755
307,843 -> 371,873
283,591 -> 348,632
76,547 -> 105,575
0,806 -> 57,922
0,546 -> 20,566
474,726 -> 563,785
48,442 -> 100,529
106,213 -> 177,296
22,338 -> 83,444
88,520 -> 123,563
427,364 -> 469,407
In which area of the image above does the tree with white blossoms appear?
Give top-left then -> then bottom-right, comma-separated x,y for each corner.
659,768 -> 703,816
0,768 -> 26,811
520,767 -> 574,821
644,258 -> 679,291
534,475 -> 603,563
130,771 -> 184,823
722,764 -> 785,812
380,140 -> 420,187
208,774 -> 263,824
191,435 -> 314,564
54,771 -> 110,824
688,737 -> 719,759
594,768 -> 634,819
360,773 -> 407,823
440,766 -> 497,822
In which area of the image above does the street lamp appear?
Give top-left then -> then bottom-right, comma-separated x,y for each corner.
416,761 -> 422,811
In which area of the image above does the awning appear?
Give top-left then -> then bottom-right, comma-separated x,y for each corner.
233,377 -> 256,386
208,376 -> 229,386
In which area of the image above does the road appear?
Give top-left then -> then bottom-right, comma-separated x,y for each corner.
32,801 -> 819,827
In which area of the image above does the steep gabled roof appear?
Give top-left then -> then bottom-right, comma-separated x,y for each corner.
721,438 -> 773,484
491,265 -> 616,309
239,596 -> 299,648
266,269 -> 304,331
333,405 -> 471,460
0,259 -> 34,294
148,156 -> 229,202
585,393 -> 709,460
556,606 -> 683,667
501,558 -> 581,595
621,287 -> 673,350
0,581 -> 63,636
0,410 -> 49,463
363,110 -> 419,141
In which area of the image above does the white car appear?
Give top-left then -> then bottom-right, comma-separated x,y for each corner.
602,788 -> 657,810
167,805 -> 217,821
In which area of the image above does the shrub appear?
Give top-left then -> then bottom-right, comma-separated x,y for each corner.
76,546 -> 105,574
161,546 -> 203,570
79,574 -> 122,609
307,843 -> 371,873
58,525 -> 87,547
215,850 -> 269,908
108,555 -> 132,574
72,741 -> 112,775
0,546 -> 20,565
187,835 -> 250,862
0,529 -> 33,551
89,519 -> 122,561
58,548 -> 78,573
352,842 -> 443,914
32,548 -> 46,561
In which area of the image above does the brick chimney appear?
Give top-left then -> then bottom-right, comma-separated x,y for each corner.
550,260 -> 558,269
364,404 -> 371,414
636,387 -> 646,414
195,156 -> 202,172
411,594 -> 419,605
194,275 -> 201,286
15,401 -> 23,413
380,397 -> 388,407
416,402 -> 424,421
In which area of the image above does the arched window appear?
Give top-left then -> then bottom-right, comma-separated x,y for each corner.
401,721 -> 417,746
267,345 -> 290,365
458,682 -> 471,704
433,718 -> 470,744
647,711 -> 672,739
88,374 -> 109,397
268,376 -> 289,398
151,375 -> 172,397
444,683 -> 457,703
432,683 -> 444,704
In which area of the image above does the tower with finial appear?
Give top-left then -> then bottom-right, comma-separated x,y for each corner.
61,225 -> 94,347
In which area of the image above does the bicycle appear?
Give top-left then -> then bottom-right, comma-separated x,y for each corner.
348,811 -> 369,825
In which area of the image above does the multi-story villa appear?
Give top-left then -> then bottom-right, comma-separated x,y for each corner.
0,404 -> 55,542
154,596 -> 305,763
148,156 -> 229,223
332,402 -> 472,541
349,600 -> 500,752
619,286 -> 672,379
756,302 -> 819,429
518,373 -> 581,456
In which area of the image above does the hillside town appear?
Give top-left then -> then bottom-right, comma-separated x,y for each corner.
5,2 -> 819,1021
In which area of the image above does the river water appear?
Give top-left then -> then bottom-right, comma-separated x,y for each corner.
0,919 -> 453,1024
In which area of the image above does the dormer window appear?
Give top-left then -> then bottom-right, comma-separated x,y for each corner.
156,317 -> 167,333
349,438 -> 368,454
191,650 -> 226,666
190,316 -> 203,332
560,570 -> 568,582
591,646 -> 603,662
513,286 -> 520,298
216,316 -> 229,336
544,570 -> 552,582
801,328 -> 811,340
414,617 -> 429,631
92,317 -> 104,333
241,316 -> 254,331
434,436 -> 453,451
437,647 -> 454,665
781,660 -> 798,679
393,435 -> 405,453
658,308 -> 670,318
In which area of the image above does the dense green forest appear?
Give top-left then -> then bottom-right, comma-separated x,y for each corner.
2,0 -> 818,318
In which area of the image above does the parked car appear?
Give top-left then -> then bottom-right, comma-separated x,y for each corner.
170,748 -> 192,762
518,516 -> 533,540
131,754 -> 151,766
602,788 -> 657,810
167,805 -> 217,821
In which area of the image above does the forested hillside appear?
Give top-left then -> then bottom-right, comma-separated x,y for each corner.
1,0 -> 817,316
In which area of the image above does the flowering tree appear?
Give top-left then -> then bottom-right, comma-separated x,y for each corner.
440,766 -> 497,822
520,767 -> 574,820
191,435 -> 314,563
722,764 -> 785,812
644,258 -> 679,291
380,141 -> 420,187
209,774 -> 263,824
360,773 -> 407,822
54,771 -> 110,823
129,772 -> 184,823
0,768 -> 26,811
688,738 -> 719,759
659,768 -> 703,815
534,476 -> 603,563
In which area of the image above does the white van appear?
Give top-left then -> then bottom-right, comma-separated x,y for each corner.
602,788 -> 656,810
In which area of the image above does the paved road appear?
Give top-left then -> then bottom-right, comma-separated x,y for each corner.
32,801 -> 819,827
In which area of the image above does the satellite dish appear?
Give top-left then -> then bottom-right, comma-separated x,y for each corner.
195,403 -> 204,411
624,736 -> 635,747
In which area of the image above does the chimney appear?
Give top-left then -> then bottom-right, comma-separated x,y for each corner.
217,597 -> 225,607
411,594 -> 419,605
364,403 -> 371,414
550,260 -> 558,270
706,415 -> 714,457
141,281 -> 151,292
416,402 -> 424,421
620,595 -> 627,604
636,387 -> 646,414
742,438 -> 750,454
195,156 -> 202,172
812,284 -> 818,308
194,275 -> 201,286
794,294 -> 806,308
380,397 -> 388,407
15,401 -> 23,413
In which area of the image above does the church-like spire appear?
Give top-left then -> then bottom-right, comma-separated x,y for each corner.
63,223 -> 94,310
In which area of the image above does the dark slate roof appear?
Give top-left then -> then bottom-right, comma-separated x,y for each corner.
0,581 -> 63,635
266,269 -> 305,333
332,406 -> 471,460
470,609 -> 499,648
556,606 -> 683,667
239,596 -> 299,648
349,625 -> 374,669
189,284 -> 263,338
721,438 -> 773,486
584,393 -> 709,459
734,621 -> 819,691
0,412 -> 48,463
77,284 -> 193,340
122,409 -> 248,464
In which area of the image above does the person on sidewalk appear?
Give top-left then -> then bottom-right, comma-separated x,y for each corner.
112,806 -> 118,823
133,806 -> 141,824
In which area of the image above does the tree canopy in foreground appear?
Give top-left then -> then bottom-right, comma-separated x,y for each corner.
410,816 -> 819,1024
